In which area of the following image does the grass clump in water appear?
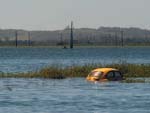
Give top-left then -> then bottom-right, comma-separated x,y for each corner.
0,63 -> 149,79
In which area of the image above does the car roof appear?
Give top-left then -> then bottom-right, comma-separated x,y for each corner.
92,68 -> 118,73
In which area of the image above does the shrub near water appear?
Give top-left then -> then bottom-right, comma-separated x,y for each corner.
0,63 -> 150,79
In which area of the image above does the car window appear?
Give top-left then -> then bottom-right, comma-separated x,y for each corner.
89,71 -> 102,77
106,71 -> 114,80
114,71 -> 122,77
114,71 -> 123,80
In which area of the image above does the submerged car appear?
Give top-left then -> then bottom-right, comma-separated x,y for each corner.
86,68 -> 123,82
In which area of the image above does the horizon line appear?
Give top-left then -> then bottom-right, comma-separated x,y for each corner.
0,26 -> 150,32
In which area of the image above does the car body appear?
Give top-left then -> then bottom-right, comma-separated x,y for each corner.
86,68 -> 123,82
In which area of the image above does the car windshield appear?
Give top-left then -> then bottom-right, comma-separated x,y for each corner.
89,71 -> 103,77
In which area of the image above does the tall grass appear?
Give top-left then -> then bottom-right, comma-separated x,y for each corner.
0,63 -> 149,79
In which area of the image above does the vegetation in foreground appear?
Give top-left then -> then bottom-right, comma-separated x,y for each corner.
0,63 -> 150,80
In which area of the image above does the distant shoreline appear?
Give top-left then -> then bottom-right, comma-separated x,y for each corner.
0,45 -> 149,48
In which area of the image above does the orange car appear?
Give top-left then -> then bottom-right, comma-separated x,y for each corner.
86,68 -> 123,82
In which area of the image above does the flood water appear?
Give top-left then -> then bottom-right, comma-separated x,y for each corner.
0,47 -> 150,113
0,47 -> 149,72
0,78 -> 150,113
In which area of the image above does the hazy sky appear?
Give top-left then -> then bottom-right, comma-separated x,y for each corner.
0,0 -> 149,30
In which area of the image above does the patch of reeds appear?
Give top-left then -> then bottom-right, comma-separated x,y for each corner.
0,63 -> 149,79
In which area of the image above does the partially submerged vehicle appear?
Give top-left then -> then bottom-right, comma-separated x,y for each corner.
86,68 -> 123,82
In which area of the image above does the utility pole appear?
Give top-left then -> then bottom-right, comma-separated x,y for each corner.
70,21 -> 74,49
15,31 -> 18,47
121,30 -> 124,47
28,32 -> 31,46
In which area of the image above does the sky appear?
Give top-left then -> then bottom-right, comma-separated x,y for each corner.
0,0 -> 149,30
